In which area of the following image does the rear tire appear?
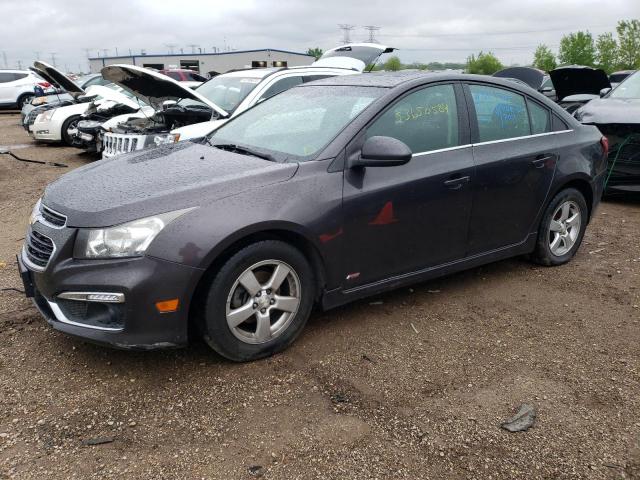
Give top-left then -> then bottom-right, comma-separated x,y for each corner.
17,94 -> 34,109
61,115 -> 80,146
531,188 -> 588,266
201,240 -> 315,362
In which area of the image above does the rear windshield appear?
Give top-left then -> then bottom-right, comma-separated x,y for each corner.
182,75 -> 264,113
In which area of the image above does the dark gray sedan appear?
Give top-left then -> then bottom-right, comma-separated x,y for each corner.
19,72 -> 608,361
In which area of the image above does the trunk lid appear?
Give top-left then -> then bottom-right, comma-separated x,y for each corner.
30,61 -> 84,96
313,43 -> 396,72
550,65 -> 611,101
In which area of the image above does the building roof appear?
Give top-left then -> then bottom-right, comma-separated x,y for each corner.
88,48 -> 314,61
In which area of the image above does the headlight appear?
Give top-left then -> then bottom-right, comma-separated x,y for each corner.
77,120 -> 103,129
39,109 -> 56,122
74,209 -> 192,259
149,133 -> 180,147
29,198 -> 42,225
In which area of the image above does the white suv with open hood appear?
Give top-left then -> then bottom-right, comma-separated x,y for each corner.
101,43 -> 394,158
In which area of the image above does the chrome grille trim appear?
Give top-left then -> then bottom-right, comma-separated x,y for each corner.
39,204 -> 67,228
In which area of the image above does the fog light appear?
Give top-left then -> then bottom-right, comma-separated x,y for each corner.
156,298 -> 179,313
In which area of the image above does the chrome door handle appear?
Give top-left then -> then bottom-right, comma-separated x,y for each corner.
443,175 -> 470,189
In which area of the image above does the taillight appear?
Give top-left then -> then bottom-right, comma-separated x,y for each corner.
37,81 -> 51,88
600,136 -> 609,156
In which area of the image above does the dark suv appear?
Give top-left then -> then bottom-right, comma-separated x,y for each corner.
19,72 -> 607,361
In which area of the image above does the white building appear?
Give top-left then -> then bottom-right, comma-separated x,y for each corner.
88,49 -> 315,76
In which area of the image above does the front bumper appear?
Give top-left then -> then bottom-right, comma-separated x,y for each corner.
20,230 -> 204,349
32,119 -> 60,142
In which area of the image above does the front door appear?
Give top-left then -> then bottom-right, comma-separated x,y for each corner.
342,83 -> 474,287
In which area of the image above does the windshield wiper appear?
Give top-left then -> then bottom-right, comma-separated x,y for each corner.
208,142 -> 276,162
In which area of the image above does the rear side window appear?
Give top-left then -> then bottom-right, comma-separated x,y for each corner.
365,84 -> 459,154
469,84 -> 530,142
527,100 -> 550,134
258,76 -> 303,101
0,72 -> 15,83
552,114 -> 568,131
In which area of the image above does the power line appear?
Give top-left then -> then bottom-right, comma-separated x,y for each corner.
338,24 -> 355,44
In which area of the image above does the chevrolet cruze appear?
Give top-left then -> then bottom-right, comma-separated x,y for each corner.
19,72 -> 607,361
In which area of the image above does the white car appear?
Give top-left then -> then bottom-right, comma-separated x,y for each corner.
31,84 -> 143,145
0,69 -> 55,109
101,43 -> 394,158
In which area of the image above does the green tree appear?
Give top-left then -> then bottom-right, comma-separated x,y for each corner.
532,44 -> 557,72
466,51 -> 503,74
558,31 -> 596,66
382,56 -> 403,71
595,32 -> 618,73
306,47 -> 323,60
616,19 -> 640,69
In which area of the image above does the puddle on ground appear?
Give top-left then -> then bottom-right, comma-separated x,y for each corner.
0,144 -> 32,150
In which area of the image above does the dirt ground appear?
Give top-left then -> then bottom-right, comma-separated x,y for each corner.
0,110 -> 639,480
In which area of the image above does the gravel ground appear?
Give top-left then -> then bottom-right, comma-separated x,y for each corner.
0,111 -> 639,479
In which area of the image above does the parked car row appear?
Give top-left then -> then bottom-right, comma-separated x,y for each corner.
18,47 -> 612,360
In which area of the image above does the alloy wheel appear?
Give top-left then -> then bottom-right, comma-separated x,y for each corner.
225,260 -> 301,344
548,200 -> 581,257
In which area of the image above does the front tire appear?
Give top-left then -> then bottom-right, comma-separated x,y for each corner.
202,240 -> 315,362
17,94 -> 34,109
61,115 -> 80,146
531,188 -> 588,266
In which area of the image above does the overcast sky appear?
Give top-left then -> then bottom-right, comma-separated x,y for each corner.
1,0 -> 637,72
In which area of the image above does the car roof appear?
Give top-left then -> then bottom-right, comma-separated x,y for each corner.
0,69 -> 32,74
298,70 -> 476,88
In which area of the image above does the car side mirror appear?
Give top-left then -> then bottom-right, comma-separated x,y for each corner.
599,87 -> 611,97
162,100 -> 177,110
350,136 -> 412,168
540,87 -> 552,93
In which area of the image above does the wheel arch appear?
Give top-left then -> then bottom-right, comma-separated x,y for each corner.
550,175 -> 595,222
187,223 -> 328,336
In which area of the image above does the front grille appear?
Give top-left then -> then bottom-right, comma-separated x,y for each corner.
40,204 -> 66,228
102,132 -> 146,158
25,230 -> 55,268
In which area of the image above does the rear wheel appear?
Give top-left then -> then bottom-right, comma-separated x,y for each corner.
531,188 -> 588,266
201,240 -> 315,362
17,94 -> 34,109
61,115 -> 80,146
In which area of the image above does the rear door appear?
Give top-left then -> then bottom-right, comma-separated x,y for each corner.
341,83 -> 475,287
0,73 -> 18,104
464,83 -> 558,254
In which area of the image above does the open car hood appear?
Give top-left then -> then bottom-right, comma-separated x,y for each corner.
550,65 -> 611,101
313,43 -> 396,72
493,67 -> 545,90
101,64 -> 228,117
30,61 -> 84,96
83,85 -> 141,110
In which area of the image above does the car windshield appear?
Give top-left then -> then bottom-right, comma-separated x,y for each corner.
209,85 -> 384,162
609,72 -> 640,99
179,75 -> 264,113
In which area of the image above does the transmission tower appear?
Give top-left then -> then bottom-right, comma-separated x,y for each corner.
363,26 -> 380,43
187,44 -> 199,54
165,43 -> 178,54
338,24 -> 355,44
49,52 -> 57,67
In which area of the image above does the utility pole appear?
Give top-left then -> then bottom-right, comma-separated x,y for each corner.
102,48 -> 109,58
49,52 -> 57,67
363,26 -> 380,43
17,60 -> 22,70
187,44 -> 199,54
165,43 -> 178,54
115,47 -> 119,56
338,24 -> 355,44
2,51 -> 8,68
34,51 -> 41,60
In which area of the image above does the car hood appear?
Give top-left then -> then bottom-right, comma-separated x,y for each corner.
30,61 -> 84,96
575,97 -> 640,125
42,142 -> 297,227
313,43 -> 396,71
102,64 -> 228,117
550,65 -> 611,101
493,67 -> 545,89
171,118 -> 228,140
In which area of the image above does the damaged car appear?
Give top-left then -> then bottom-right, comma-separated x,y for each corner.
100,43 -> 395,158
575,70 -> 640,193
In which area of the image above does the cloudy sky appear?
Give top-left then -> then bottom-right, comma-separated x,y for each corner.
1,0 -> 637,72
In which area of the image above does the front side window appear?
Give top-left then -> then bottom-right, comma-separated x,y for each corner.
210,86 -> 384,161
365,84 -> 459,153
527,100 -> 550,134
258,76 -> 303,101
470,84 -> 530,142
